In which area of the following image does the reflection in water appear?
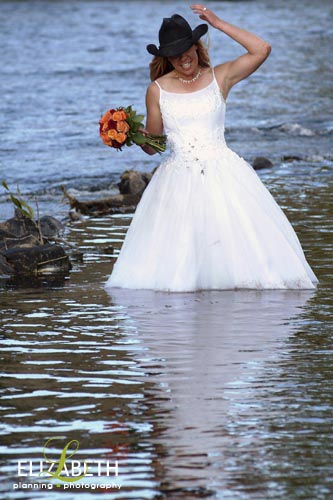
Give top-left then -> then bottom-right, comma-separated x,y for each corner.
107,288 -> 315,498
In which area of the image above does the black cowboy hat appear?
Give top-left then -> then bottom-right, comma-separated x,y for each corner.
146,14 -> 208,58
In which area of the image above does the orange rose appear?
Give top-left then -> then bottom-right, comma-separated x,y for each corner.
107,129 -> 118,140
115,132 -> 127,144
99,116 -> 117,135
116,120 -> 130,133
112,110 -> 127,121
100,133 -> 112,146
99,109 -> 114,125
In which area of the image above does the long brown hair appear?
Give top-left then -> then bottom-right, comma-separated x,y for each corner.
149,40 -> 211,82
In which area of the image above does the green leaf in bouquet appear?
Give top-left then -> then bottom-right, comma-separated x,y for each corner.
128,107 -> 136,119
129,123 -> 141,134
127,120 -> 139,131
132,114 -> 144,124
131,133 -> 146,145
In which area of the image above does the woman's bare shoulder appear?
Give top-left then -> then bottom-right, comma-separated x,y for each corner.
146,81 -> 160,95
154,72 -> 177,91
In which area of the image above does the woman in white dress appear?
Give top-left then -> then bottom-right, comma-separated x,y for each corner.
105,4 -> 318,292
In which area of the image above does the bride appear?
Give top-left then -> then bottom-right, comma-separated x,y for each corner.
105,4 -> 318,292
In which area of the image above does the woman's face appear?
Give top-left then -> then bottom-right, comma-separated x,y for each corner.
167,45 -> 199,76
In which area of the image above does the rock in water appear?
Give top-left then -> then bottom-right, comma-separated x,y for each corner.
0,228 -> 16,240
39,215 -> 64,238
252,157 -> 273,170
3,244 -> 71,275
118,169 -> 153,195
0,234 -> 40,251
0,214 -> 39,239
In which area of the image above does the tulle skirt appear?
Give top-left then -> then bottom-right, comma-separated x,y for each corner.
105,147 -> 319,292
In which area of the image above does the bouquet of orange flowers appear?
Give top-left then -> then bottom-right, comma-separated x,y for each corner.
99,106 -> 166,153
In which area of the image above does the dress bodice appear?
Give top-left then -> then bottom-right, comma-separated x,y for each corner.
155,71 -> 226,160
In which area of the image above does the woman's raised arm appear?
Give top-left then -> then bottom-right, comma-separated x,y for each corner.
191,4 -> 271,98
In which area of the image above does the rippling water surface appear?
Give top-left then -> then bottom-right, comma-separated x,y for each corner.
0,0 -> 332,217
1,156 -> 332,498
1,0 -> 333,499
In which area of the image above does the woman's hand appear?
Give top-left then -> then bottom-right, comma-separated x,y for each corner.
191,3 -> 271,100
138,128 -> 158,156
190,4 -> 221,28
139,127 -> 149,136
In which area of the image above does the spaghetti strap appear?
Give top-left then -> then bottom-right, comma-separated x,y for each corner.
212,66 -> 217,83
154,80 -> 162,90
212,66 -> 226,102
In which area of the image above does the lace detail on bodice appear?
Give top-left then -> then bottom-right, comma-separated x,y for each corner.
157,73 -> 227,171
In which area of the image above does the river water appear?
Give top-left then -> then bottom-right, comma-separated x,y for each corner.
1,0 -> 333,499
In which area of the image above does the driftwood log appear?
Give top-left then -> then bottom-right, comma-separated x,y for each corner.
61,186 -> 141,216
61,169 -> 156,216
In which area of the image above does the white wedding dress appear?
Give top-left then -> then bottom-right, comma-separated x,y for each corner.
105,69 -> 318,292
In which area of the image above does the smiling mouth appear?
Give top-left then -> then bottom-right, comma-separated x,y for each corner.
181,62 -> 191,69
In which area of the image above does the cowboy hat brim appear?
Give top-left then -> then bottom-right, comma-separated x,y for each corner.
147,23 -> 208,57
